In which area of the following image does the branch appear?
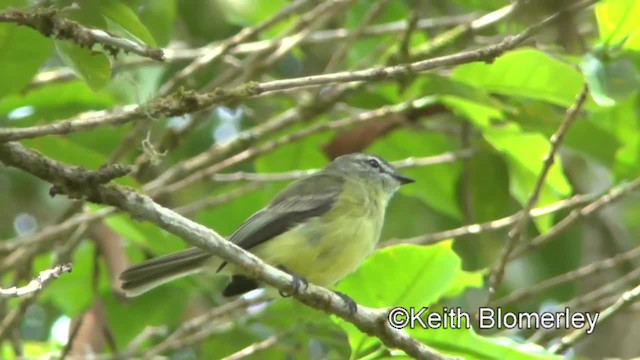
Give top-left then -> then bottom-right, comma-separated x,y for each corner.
0,142 -> 453,360
205,149 -> 475,183
494,244 -> 640,307
146,96 -> 433,195
25,12 -> 478,91
550,281 -> 640,354
221,333 -> 284,360
0,263 -> 72,298
0,2 -> 569,143
0,8 -> 164,61
386,193 -> 597,246
142,297 -> 265,358
509,175 -> 640,260
159,0 -> 311,94
487,84 -> 589,301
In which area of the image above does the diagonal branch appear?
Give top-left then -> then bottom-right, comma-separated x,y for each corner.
0,263 -> 72,298
0,141 -> 453,360
486,84 -> 589,302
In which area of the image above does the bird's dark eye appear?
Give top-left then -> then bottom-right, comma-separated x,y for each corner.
367,159 -> 381,169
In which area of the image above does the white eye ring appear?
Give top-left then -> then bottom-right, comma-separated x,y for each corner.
367,159 -> 381,169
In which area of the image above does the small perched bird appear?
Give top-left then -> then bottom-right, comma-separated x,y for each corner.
120,153 -> 414,308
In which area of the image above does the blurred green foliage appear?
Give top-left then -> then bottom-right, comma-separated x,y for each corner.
1,0 -> 640,359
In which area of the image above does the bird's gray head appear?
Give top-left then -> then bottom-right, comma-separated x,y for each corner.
326,153 -> 414,195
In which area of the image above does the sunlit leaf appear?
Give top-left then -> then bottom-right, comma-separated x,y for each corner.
452,49 -> 591,108
54,40 -> 111,91
596,0 -> 640,50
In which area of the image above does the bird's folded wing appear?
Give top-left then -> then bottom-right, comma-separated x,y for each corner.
229,173 -> 346,250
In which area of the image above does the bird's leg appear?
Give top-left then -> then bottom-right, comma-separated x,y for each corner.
333,291 -> 358,315
277,265 -> 309,297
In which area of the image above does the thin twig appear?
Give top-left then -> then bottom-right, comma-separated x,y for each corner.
386,193 -> 597,246
26,13 -> 478,91
494,245 -> 640,307
159,0 -> 311,95
323,0 -> 390,73
550,281 -> 640,354
142,296 -> 266,359
510,175 -> 640,260
0,263 -> 72,298
206,149 -> 475,183
221,333 -> 284,360
0,3 -> 573,143
150,96 -> 433,196
487,85 -> 589,302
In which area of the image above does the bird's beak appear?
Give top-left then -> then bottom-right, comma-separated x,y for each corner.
392,173 -> 415,185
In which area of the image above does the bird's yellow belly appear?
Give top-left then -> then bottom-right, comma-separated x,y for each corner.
251,212 -> 382,287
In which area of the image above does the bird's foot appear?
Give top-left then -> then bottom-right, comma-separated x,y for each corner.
277,265 -> 309,297
334,291 -> 358,315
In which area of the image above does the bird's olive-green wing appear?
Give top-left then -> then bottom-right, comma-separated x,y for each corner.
228,173 -> 345,251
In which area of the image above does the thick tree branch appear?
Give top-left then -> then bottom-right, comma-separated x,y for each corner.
0,141 -> 453,360
0,8 -> 164,61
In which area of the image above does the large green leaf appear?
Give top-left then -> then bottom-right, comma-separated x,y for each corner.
441,96 -> 572,231
0,81 -> 115,122
451,49 -> 591,109
335,243 -> 480,357
337,243 -> 463,308
408,326 -> 561,360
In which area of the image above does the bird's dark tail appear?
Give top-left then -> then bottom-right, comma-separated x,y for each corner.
120,247 -> 211,297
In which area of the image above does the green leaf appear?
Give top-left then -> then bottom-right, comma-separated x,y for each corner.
24,136 -> 107,169
588,97 -> 640,179
581,53 -> 640,106
337,243 -> 462,308
441,96 -> 572,226
0,81 -> 115,122
0,22 -> 52,99
335,243 -> 477,357
138,0 -> 177,46
95,0 -> 157,46
217,0 -> 289,26
595,0 -> 640,50
54,40 -> 111,91
443,268 -> 484,298
408,326 -> 562,360
451,49 -> 590,108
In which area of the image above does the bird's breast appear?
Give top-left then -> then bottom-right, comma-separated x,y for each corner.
252,189 -> 386,287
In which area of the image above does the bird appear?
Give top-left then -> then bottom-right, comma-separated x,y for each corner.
119,153 -> 414,310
